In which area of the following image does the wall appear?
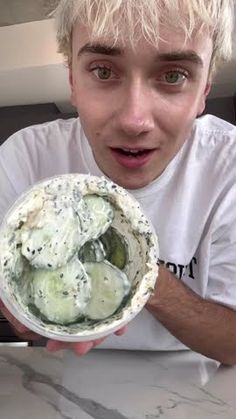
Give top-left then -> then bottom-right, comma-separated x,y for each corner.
204,96 -> 235,125
0,20 -> 70,108
0,20 -> 60,71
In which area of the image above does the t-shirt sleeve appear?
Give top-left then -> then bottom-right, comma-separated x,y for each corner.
0,131 -> 33,225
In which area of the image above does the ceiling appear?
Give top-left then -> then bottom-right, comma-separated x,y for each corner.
0,0 -> 57,26
0,1 -> 235,113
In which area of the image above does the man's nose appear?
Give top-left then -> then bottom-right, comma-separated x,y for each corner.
117,83 -> 155,137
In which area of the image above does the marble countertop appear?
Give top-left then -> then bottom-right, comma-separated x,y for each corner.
1,346 -> 236,419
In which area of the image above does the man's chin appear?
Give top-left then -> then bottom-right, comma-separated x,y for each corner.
107,173 -> 153,190
96,160 -> 155,190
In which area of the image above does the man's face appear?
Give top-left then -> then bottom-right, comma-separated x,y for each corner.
70,23 -> 213,189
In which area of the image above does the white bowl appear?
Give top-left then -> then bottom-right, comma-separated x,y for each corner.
0,174 -> 159,341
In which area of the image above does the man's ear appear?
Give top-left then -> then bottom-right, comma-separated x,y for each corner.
197,81 -> 212,116
69,66 -> 77,107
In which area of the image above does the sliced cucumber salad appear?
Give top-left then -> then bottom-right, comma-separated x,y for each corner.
5,189 -> 132,325
0,175 -> 158,335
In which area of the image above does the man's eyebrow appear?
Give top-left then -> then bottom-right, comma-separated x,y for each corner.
158,51 -> 203,66
77,44 -> 203,66
78,43 -> 123,57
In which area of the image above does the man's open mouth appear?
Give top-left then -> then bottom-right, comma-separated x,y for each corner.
112,148 -> 154,158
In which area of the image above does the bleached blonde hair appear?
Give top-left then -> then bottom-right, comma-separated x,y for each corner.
52,0 -> 235,75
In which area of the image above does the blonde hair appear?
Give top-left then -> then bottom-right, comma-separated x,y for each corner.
52,0 -> 235,75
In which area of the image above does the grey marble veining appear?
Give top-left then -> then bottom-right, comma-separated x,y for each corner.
1,347 -> 236,419
8,352 -> 129,419
0,350 -> 129,419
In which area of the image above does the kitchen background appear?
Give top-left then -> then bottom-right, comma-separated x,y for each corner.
0,0 -> 235,342
0,0 -> 236,145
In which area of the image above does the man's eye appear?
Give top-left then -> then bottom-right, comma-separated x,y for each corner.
92,66 -> 113,80
164,71 -> 187,84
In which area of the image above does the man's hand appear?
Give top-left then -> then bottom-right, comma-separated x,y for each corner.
46,326 -> 126,355
0,299 -> 41,341
0,299 -> 127,355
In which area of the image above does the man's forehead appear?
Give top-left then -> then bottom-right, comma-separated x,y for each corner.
74,20 -> 210,45
73,22 -> 212,64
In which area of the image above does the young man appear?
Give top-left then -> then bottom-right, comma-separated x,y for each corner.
0,0 -> 236,363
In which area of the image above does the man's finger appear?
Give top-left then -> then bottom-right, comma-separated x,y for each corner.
114,325 -> 128,336
46,339 -> 94,355
0,300 -> 40,339
46,335 -> 108,355
0,303 -> 29,333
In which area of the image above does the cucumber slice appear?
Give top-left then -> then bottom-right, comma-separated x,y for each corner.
21,204 -> 82,270
83,194 -> 114,240
84,261 -> 131,320
78,239 -> 106,263
100,227 -> 128,269
31,258 -> 91,324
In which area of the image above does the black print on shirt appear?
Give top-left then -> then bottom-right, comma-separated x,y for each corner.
158,257 -> 197,280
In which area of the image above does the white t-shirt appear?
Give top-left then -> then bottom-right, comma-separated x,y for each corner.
0,114 -> 236,350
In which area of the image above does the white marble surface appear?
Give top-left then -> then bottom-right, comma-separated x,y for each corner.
0,346 -> 236,419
